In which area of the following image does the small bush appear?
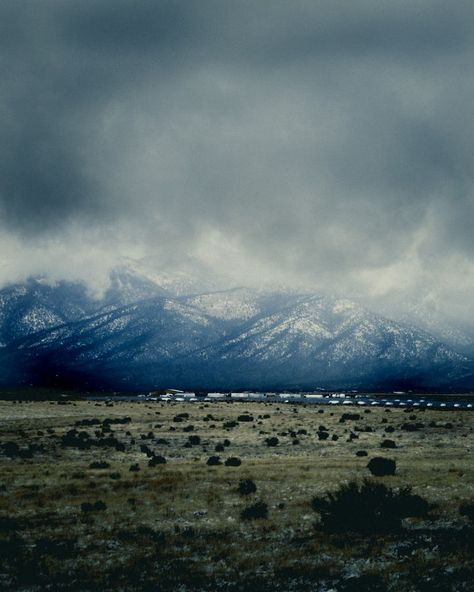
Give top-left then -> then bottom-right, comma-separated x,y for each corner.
311,479 -> 428,534
265,437 -> 279,447
401,422 -> 424,432
81,500 -> 107,512
238,479 -> 257,495
381,439 -> 397,449
367,457 -> 396,476
225,457 -> 241,467
148,455 -> 167,467
339,413 -> 361,423
206,456 -> 221,466
460,502 -> 474,521
237,415 -> 253,422
224,421 -> 238,429
241,501 -> 268,520
2,442 -> 20,458
89,461 -> 110,469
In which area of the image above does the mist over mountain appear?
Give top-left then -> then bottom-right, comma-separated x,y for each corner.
1,3 -> 473,391
375,297 -> 474,358
0,267 -> 472,391
1,2 -> 474,331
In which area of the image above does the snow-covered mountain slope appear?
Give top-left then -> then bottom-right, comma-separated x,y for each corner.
368,293 -> 474,356
6,296 -> 225,388
115,259 -> 223,297
103,267 -> 169,305
212,296 -> 456,365
1,279 -> 472,390
0,266 -> 211,348
0,279 -> 99,346
193,295 -> 472,389
183,288 -> 305,322
393,301 -> 474,356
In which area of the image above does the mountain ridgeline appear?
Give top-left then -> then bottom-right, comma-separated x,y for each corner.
0,269 -> 473,391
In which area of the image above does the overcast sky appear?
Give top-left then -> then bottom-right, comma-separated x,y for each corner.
1,1 -> 473,319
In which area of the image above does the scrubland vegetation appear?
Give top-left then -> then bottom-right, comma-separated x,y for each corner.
0,398 -> 473,591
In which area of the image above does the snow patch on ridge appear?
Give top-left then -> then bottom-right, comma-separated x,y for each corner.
186,290 -> 259,321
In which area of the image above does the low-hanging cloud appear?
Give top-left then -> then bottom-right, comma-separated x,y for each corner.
1,0 -> 474,321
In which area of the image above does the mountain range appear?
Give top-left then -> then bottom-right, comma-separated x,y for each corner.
0,266 -> 473,391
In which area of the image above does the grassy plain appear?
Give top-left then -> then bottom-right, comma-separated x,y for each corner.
0,398 -> 473,591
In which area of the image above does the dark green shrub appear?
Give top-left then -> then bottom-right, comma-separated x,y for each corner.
225,457 -> 241,466
241,501 -> 268,520
148,455 -> 166,467
367,457 -> 396,476
89,461 -> 110,469
311,479 -> 429,534
460,502 -> 474,521
2,442 -> 20,457
238,479 -> 257,495
238,415 -> 253,422
339,413 -> 361,423
81,501 -> 107,512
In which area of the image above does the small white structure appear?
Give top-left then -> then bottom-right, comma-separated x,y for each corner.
207,393 -> 224,399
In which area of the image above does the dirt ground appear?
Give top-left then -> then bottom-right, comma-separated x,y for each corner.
0,398 -> 473,591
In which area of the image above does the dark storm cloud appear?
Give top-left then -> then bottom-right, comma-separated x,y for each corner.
1,1 -> 474,310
